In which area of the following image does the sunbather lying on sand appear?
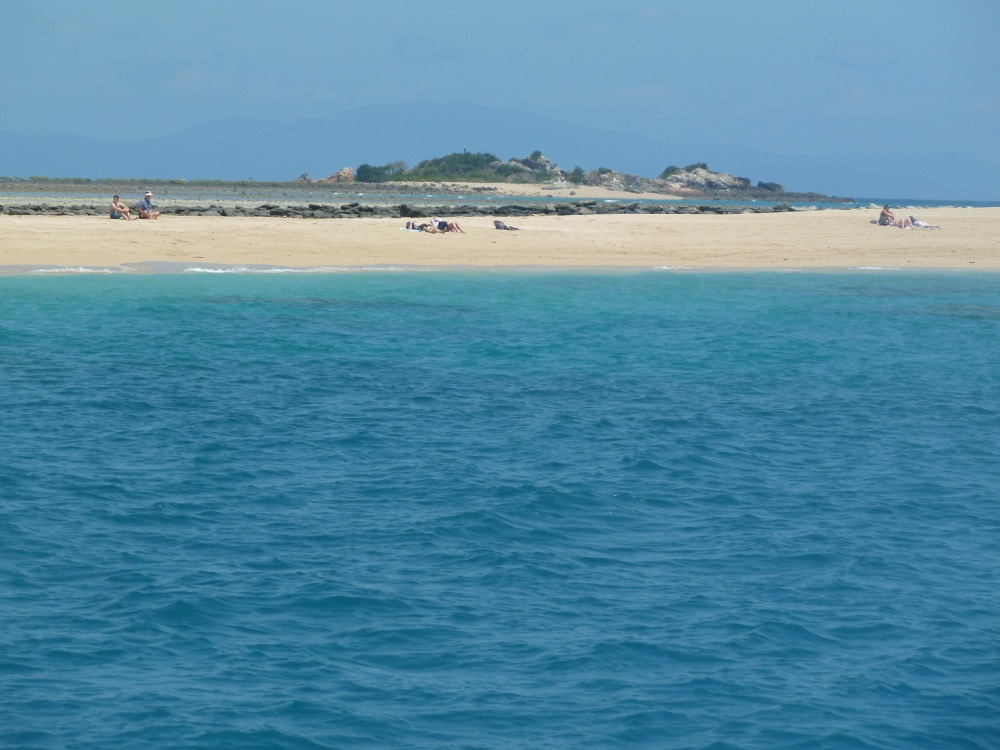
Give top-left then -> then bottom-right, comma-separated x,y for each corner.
431,218 -> 464,233
404,220 -> 444,233
871,215 -> 941,229
494,220 -> 519,230
404,219 -> 464,233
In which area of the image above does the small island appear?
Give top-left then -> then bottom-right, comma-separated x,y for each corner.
317,150 -> 851,204
1,149 -> 852,220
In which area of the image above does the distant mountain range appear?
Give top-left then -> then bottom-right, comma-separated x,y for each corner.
1,103 -> 995,201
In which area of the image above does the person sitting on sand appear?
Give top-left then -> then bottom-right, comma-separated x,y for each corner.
493,219 -> 519,230
138,191 -> 160,220
878,205 -> 895,226
431,217 -> 464,233
109,195 -> 132,220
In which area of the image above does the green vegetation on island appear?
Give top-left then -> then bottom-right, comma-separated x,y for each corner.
347,151 -> 848,202
354,152 -> 716,187
356,150 -> 567,184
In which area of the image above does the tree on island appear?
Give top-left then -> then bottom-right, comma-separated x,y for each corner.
354,151 -> 558,183
660,162 -> 708,179
356,160 -> 408,182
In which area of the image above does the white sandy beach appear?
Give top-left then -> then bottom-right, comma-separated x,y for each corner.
1,207 -> 997,272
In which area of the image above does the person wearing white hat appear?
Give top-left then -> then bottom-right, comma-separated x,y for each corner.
138,191 -> 160,220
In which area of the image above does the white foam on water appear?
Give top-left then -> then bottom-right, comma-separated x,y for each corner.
181,265 -> 410,274
30,266 -> 124,274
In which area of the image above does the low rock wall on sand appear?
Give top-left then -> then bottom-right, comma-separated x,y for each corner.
1,200 -> 805,218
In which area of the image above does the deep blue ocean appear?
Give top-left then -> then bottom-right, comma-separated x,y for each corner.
2,272 -> 998,750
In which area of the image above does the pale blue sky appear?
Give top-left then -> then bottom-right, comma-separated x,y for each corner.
2,0 -> 998,196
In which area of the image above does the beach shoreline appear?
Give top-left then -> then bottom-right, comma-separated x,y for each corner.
1,208 -> 997,273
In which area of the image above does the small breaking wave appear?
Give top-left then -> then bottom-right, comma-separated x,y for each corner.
30,266 -> 125,274
180,265 -> 411,274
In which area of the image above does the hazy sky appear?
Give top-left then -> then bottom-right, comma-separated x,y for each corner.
3,0 -> 998,170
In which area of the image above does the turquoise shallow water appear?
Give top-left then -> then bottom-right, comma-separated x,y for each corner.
2,272 -> 999,749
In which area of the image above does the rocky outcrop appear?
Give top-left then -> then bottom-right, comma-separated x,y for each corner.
317,167 -> 355,183
581,170 -> 658,194
486,153 -> 849,202
660,168 -> 752,196
296,168 -> 356,183
575,166 -> 848,202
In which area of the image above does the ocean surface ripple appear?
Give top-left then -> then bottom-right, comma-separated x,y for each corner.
2,272 -> 998,749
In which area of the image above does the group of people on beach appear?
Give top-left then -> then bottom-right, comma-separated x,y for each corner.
877,205 -> 940,229
404,218 -> 465,233
404,218 -> 522,232
108,197 -> 940,233
109,191 -> 159,220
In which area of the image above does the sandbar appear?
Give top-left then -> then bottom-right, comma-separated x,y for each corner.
430,181 -> 682,201
1,207 -> 997,272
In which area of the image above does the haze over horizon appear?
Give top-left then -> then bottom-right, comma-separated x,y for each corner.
2,0 -> 998,200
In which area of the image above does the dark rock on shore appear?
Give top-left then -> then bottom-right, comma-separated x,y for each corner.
2,200 -> 834,219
